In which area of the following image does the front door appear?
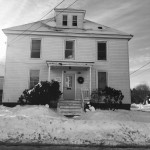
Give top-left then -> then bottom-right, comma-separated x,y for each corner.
63,73 -> 75,100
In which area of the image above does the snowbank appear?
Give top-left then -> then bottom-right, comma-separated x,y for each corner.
131,103 -> 150,111
0,105 -> 150,146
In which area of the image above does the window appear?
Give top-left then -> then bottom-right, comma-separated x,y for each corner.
98,72 -> 107,90
62,15 -> 67,26
31,39 -> 41,58
97,42 -> 107,60
72,16 -> 77,26
65,40 -> 75,59
29,70 -> 40,89
65,75 -> 72,88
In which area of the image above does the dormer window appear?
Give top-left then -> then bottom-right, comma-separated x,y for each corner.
72,16 -> 77,26
63,15 -> 67,26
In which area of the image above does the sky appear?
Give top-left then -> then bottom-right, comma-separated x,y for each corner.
0,0 -> 150,88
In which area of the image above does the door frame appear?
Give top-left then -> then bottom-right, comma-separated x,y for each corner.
62,70 -> 76,100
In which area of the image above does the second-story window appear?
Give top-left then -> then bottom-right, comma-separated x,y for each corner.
63,15 -> 67,26
65,40 -> 75,59
97,41 -> 107,60
31,39 -> 41,58
72,16 -> 77,26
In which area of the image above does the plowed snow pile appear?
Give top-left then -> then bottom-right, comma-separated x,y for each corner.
0,105 -> 150,146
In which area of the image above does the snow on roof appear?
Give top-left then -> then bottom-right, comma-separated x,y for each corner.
3,17 -> 132,38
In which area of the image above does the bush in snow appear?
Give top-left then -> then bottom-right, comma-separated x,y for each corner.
91,87 -> 124,110
18,80 -> 62,107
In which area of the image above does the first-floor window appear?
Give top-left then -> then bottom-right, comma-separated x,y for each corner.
29,70 -> 40,89
98,72 -> 107,90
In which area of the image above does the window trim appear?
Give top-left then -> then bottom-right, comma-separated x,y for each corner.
72,15 -> 77,27
30,38 -> 42,59
62,15 -> 68,26
28,69 -> 40,89
64,39 -> 76,60
97,41 -> 108,61
96,70 -> 108,89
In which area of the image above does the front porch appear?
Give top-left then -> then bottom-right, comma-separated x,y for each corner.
46,60 -> 94,115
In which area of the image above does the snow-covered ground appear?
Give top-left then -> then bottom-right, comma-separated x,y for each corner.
131,103 -> 150,111
0,105 -> 150,146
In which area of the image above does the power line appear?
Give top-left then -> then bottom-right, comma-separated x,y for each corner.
8,0 -> 79,46
131,66 -> 150,78
130,61 -> 150,76
8,0 -> 66,44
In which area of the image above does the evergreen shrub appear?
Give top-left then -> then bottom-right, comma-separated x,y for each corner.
18,80 -> 62,107
91,87 -> 124,110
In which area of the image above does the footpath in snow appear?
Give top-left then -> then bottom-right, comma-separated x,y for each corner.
0,105 -> 150,146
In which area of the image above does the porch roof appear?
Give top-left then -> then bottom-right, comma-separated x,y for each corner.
46,60 -> 94,67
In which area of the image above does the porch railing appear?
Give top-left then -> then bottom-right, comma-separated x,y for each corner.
81,88 -> 90,111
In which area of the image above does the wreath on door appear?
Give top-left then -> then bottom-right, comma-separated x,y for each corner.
77,76 -> 84,84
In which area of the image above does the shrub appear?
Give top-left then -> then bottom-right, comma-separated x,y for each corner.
18,80 -> 62,107
91,87 -> 124,110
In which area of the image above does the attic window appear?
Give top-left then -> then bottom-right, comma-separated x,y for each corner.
98,26 -> 103,29
72,16 -> 77,26
63,15 -> 67,26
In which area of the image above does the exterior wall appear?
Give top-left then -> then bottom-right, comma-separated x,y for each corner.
3,34 -> 131,104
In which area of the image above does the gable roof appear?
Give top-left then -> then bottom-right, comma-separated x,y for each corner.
3,17 -> 133,40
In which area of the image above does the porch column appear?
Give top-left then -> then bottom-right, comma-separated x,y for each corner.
89,66 -> 92,95
48,65 -> 51,81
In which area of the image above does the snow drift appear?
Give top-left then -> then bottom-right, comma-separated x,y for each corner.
0,105 -> 150,146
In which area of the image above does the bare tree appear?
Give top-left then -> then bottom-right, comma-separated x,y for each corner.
131,84 -> 150,104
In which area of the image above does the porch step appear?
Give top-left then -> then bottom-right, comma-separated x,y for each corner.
60,105 -> 82,109
58,100 -> 83,116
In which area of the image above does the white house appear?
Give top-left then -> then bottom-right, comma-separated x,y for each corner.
2,8 -> 132,113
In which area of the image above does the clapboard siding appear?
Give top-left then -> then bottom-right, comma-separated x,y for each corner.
3,34 -> 131,104
3,62 -> 49,102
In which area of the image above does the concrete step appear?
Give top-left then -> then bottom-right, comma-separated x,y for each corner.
58,100 -> 83,116
59,103 -> 81,106
61,112 -> 82,116
59,100 -> 81,104
59,105 -> 82,109
60,108 -> 82,112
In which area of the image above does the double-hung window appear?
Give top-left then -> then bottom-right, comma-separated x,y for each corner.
31,39 -> 41,58
29,70 -> 40,89
72,16 -> 77,26
98,72 -> 107,90
62,15 -> 67,26
97,41 -> 107,60
65,40 -> 75,59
